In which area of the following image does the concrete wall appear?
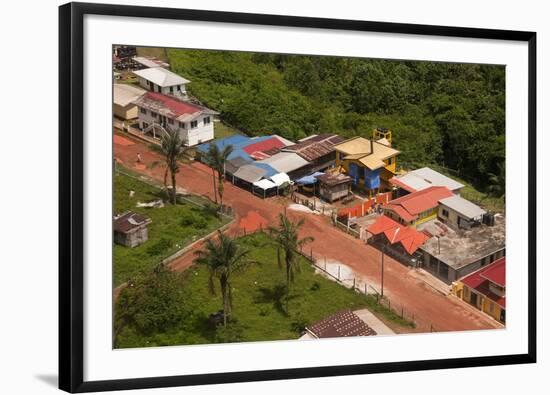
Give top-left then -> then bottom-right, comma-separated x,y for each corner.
438,205 -> 471,230
114,103 -> 138,120
423,248 -> 506,284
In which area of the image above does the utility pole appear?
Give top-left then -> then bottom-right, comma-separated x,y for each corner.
381,245 -> 385,297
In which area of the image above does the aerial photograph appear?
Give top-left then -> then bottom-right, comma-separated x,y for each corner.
112,45 -> 506,349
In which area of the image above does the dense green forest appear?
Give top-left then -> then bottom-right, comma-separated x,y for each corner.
167,49 -> 505,193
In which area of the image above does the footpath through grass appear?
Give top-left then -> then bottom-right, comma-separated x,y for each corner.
115,232 -> 414,348
113,170 -> 230,286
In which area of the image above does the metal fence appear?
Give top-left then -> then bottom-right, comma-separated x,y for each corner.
243,227 -> 439,332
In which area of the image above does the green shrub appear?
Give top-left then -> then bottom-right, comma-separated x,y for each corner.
180,211 -> 208,229
146,238 -> 173,256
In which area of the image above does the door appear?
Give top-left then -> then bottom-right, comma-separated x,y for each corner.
470,292 -> 478,307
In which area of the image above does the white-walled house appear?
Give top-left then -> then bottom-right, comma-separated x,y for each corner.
133,67 -> 190,99
133,92 -> 218,146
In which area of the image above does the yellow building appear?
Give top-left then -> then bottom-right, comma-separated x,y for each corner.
382,185 -> 453,228
452,257 -> 506,324
334,135 -> 400,193
113,83 -> 146,121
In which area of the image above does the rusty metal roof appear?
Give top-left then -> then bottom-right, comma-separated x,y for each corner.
283,134 -> 344,162
306,310 -> 377,339
113,211 -> 151,233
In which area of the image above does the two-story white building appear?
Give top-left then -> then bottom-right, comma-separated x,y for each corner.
133,92 -> 218,146
133,67 -> 190,99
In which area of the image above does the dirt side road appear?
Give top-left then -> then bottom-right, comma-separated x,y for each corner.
114,133 -> 502,333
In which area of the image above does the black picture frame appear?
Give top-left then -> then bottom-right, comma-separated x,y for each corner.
59,2 -> 537,393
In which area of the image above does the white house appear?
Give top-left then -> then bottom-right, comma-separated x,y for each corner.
133,67 -> 190,99
133,92 -> 218,146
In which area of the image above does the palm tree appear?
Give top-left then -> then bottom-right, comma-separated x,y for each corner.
269,213 -> 314,308
205,144 -> 234,208
194,231 -> 255,326
487,161 -> 505,198
152,126 -> 188,204
204,145 -> 219,204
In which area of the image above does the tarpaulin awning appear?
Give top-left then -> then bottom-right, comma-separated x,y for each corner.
253,179 -> 277,190
270,173 -> 291,187
295,172 -> 324,185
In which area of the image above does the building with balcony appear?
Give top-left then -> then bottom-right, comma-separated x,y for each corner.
334,136 -> 400,195
133,92 -> 218,146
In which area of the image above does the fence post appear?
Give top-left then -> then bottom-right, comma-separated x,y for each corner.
310,247 -> 313,261
364,283 -> 367,295
324,256 -> 327,271
338,265 -> 341,280
353,278 -> 356,289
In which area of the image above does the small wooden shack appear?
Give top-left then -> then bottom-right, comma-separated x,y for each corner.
113,211 -> 152,248
316,173 -> 352,202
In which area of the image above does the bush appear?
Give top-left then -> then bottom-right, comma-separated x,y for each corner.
290,316 -> 309,334
214,322 -> 246,343
180,211 -> 208,229
310,281 -> 321,291
146,238 -> 173,256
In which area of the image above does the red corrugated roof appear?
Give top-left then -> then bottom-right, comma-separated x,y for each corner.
367,215 -> 401,235
383,186 -> 453,222
142,92 -> 203,117
461,257 -> 506,308
243,137 -> 285,157
479,257 -> 506,287
367,215 -> 429,255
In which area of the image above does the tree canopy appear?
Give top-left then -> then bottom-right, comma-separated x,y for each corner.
168,49 -> 505,191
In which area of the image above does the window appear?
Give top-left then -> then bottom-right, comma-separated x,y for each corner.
190,120 -> 198,128
442,209 -> 449,217
139,107 -> 146,115
179,122 -> 185,128
387,157 -> 393,165
151,111 -> 157,118
167,118 -> 174,125
204,116 -> 211,125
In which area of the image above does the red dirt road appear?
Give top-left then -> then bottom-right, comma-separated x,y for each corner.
114,133 -> 502,333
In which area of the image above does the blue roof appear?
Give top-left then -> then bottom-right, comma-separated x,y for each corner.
197,135 -> 251,154
198,135 -> 281,179
295,172 -> 325,185
252,162 -> 278,178
197,135 -> 276,163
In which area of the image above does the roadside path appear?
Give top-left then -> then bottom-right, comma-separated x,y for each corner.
114,132 -> 502,333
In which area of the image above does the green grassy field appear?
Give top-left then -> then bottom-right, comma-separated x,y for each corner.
214,121 -> 242,139
113,171 -> 230,286
115,232 -> 414,348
